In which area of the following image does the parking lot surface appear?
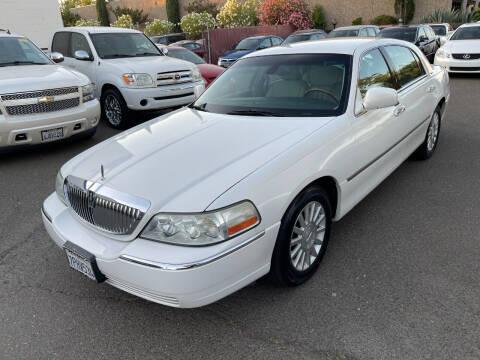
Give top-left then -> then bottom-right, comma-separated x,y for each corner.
1,77 -> 479,360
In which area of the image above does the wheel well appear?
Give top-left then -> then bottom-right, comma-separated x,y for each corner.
437,97 -> 446,114
305,176 -> 339,218
101,83 -> 119,97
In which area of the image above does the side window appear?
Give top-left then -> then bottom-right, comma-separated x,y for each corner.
410,49 -> 426,76
259,38 -> 272,49
358,48 -> 395,98
71,33 -> 92,58
52,32 -> 70,56
367,28 -> 376,37
383,46 -> 424,88
418,27 -> 426,41
271,37 -> 282,46
359,28 -> 369,37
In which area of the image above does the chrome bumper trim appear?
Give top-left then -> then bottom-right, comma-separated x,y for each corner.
119,231 -> 266,271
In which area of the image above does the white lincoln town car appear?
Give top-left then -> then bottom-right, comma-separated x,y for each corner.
42,38 -> 449,308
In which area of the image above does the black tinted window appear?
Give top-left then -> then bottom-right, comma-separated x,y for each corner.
52,32 -> 70,56
384,46 -> 424,88
431,25 -> 446,36
380,28 -> 417,42
90,33 -> 160,59
450,26 -> 480,40
358,49 -> 394,97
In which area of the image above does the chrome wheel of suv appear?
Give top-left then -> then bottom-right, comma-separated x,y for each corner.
105,94 -> 122,126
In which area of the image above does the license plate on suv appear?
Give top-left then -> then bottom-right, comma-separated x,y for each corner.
41,128 -> 64,142
63,241 -> 106,283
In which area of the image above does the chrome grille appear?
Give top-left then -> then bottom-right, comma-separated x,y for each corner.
1,87 -> 78,101
157,70 -> 192,86
6,98 -> 80,116
452,53 -> 480,60
64,176 -> 150,235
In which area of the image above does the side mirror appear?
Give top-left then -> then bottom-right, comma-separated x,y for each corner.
74,50 -> 92,61
50,52 -> 64,63
161,47 -> 169,55
363,87 -> 398,111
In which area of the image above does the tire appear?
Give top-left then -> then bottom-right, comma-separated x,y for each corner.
414,107 -> 441,160
270,186 -> 332,286
101,88 -> 131,129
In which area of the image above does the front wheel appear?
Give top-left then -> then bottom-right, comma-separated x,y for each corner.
270,187 -> 332,286
101,88 -> 130,129
414,107 -> 441,160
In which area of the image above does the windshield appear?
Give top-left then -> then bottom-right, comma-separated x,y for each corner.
327,29 -> 359,38
168,48 -> 205,64
430,25 -> 446,36
235,38 -> 260,50
0,37 -> 51,67
90,33 -> 161,59
283,34 -> 311,44
191,54 -> 351,117
379,28 -> 417,42
450,26 -> 480,40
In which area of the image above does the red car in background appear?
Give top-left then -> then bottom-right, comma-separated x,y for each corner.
170,40 -> 205,58
160,46 -> 224,87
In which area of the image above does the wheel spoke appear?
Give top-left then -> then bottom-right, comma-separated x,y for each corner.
290,236 -> 302,247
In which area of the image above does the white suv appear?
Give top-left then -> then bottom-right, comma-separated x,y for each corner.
0,32 -> 100,151
51,27 -> 205,128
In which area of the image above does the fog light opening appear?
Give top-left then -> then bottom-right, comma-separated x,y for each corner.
140,99 -> 148,107
73,123 -> 82,131
15,133 -> 27,142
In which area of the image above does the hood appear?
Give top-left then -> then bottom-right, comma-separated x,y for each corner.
197,63 -> 224,77
103,55 -> 196,76
0,64 -> 89,94
220,49 -> 255,59
443,40 -> 480,53
62,108 -> 333,214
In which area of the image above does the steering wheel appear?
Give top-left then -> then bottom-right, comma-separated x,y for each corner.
304,88 -> 340,105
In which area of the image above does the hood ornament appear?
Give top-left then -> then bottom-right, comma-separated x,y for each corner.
101,165 -> 105,180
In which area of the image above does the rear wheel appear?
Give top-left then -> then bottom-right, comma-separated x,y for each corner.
270,187 -> 332,286
101,88 -> 130,129
414,107 -> 441,160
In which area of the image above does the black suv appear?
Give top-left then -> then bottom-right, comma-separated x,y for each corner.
150,33 -> 186,45
379,25 -> 440,63
282,29 -> 327,45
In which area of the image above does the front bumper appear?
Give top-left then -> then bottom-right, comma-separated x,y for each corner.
0,100 -> 100,148
42,193 -> 279,308
217,58 -> 237,68
434,56 -> 480,73
120,82 -> 205,111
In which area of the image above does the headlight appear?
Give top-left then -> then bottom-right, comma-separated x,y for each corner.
192,68 -> 203,82
436,49 -> 451,59
140,201 -> 260,246
81,83 -> 95,102
122,73 -> 154,87
55,170 -> 66,205
217,58 -> 223,66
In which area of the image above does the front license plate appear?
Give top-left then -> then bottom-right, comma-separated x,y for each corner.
41,127 -> 63,142
63,241 -> 106,283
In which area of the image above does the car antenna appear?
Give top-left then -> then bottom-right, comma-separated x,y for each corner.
0,29 -> 11,34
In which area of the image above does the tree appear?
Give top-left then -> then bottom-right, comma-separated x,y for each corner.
166,0 -> 181,29
96,0 -> 110,26
395,0 -> 415,23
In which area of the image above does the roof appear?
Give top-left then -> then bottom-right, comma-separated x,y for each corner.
291,29 -> 326,35
332,25 -> 376,31
458,22 -> 480,28
242,35 -> 278,40
243,38 -> 411,58
62,26 -> 141,34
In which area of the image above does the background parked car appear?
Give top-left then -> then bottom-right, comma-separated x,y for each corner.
429,23 -> 453,45
170,40 -> 205,58
217,35 -> 283,68
379,25 -> 440,63
0,32 -> 100,150
51,27 -> 205,129
282,29 -> 327,45
327,25 -> 380,38
151,33 -> 186,45
162,46 -> 224,87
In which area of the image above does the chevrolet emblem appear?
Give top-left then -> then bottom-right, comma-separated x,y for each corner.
38,96 -> 55,104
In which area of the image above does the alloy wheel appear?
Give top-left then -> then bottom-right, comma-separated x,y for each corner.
427,112 -> 440,152
104,94 -> 122,126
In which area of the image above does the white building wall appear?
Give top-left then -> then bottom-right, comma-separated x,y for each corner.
0,0 -> 63,49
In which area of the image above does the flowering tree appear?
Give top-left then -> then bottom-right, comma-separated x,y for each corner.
145,19 -> 176,36
112,14 -> 134,28
258,0 -> 312,29
75,19 -> 100,26
180,12 -> 215,39
216,0 -> 260,28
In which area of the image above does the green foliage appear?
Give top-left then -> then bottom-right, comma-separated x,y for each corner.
145,19 -> 176,36
166,0 -> 181,27
60,0 -> 81,26
180,12 -> 215,39
420,8 -> 478,26
216,0 -> 260,28
405,0 -> 415,24
96,0 -> 109,26
474,9 -> 480,22
112,14 -> 134,28
75,18 -> 100,26
184,0 -> 219,18
352,17 -> 363,26
312,5 -> 326,29
112,7 -> 149,25
371,15 -> 398,26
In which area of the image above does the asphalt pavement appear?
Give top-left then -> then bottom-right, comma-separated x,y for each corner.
0,77 -> 479,360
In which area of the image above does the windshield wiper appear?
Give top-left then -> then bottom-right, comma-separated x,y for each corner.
136,52 -> 160,57
103,54 -> 136,59
227,109 -> 284,117
190,103 -> 208,112
0,61 -> 47,67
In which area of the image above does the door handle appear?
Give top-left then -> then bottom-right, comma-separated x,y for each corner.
427,85 -> 436,93
393,104 -> 406,117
